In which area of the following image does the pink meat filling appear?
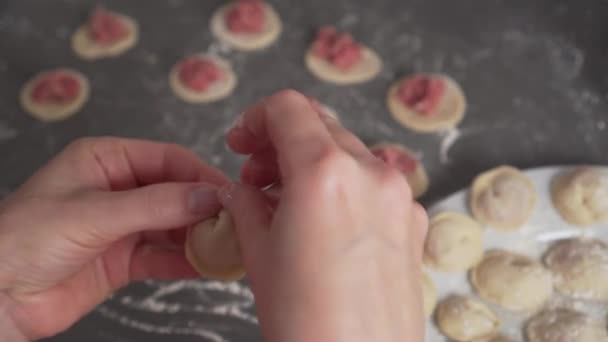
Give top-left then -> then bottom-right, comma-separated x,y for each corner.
225,0 -> 265,33
31,71 -> 80,104
312,26 -> 362,71
87,6 -> 129,45
397,75 -> 445,116
371,146 -> 417,175
177,57 -> 223,92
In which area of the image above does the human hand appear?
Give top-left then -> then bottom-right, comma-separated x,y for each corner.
222,90 -> 428,342
0,137 -> 229,340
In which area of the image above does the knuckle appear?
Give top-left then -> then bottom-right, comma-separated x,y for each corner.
377,166 -> 413,200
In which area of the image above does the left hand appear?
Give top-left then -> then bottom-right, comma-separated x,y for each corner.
0,137 -> 229,340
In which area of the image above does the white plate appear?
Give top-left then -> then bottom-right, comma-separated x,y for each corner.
424,166 -> 608,341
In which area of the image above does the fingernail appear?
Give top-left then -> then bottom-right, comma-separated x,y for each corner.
218,182 -> 238,206
188,185 -> 220,214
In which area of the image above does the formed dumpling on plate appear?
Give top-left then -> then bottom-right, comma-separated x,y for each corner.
551,167 -> 608,226
424,212 -> 484,272
470,250 -> 552,312
544,238 -> 608,301
422,271 -> 437,317
436,295 -> 500,341
526,308 -> 608,342
470,165 -> 537,230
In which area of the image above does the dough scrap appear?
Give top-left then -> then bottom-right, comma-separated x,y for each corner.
551,167 -> 608,226
305,46 -> 381,85
544,238 -> 608,301
19,68 -> 90,122
422,271 -> 437,318
387,74 -> 466,133
436,295 -> 500,341
210,2 -> 282,51
185,210 -> 245,281
470,250 -> 552,312
526,308 -> 608,342
169,54 -> 237,103
369,143 -> 428,198
470,165 -> 537,231
71,11 -> 138,60
424,212 -> 484,272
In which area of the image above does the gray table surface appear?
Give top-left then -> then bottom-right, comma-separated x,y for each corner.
1,0 -> 607,341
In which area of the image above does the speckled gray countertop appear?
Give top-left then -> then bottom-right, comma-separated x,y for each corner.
1,0 -> 607,341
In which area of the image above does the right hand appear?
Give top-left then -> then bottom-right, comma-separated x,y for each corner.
221,90 -> 428,342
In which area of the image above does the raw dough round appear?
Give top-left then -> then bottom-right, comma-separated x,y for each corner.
369,143 -> 429,198
210,2 -> 282,51
387,74 -> 466,133
422,271 -> 437,318
19,68 -> 90,122
551,167 -> 608,226
424,212 -> 484,272
436,295 -> 500,342
71,9 -> 138,60
305,46 -> 382,85
185,210 -> 245,281
526,308 -> 608,342
470,250 -> 552,312
470,165 -> 537,231
472,335 -> 514,342
169,54 -> 237,103
544,238 -> 608,301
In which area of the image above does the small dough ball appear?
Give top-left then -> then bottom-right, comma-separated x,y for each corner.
436,295 -> 500,341
544,238 -> 608,301
470,165 -> 537,230
20,68 -> 90,122
471,250 -> 552,312
551,167 -> 608,226
210,0 -> 282,51
72,6 -> 138,60
424,212 -> 484,272
185,210 -> 245,280
526,308 -> 608,342
369,143 -> 428,198
387,73 -> 466,133
305,26 -> 381,85
421,271 -> 437,317
169,54 -> 237,103
472,335 -> 514,342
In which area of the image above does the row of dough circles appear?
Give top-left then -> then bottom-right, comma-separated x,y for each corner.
422,166 -> 608,341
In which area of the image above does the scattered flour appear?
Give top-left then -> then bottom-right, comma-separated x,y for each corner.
438,128 -> 462,164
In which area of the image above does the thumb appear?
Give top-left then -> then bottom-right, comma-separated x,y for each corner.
218,183 -> 271,269
76,182 -> 222,241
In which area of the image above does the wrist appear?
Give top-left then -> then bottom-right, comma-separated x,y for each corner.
0,292 -> 29,342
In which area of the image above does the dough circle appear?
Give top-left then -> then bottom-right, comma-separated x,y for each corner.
421,271 -> 437,318
305,46 -> 382,85
436,295 -> 500,342
551,167 -> 608,226
424,212 -> 484,272
169,54 -> 237,103
544,238 -> 608,301
19,68 -> 90,122
471,335 -> 514,342
369,143 -> 429,198
210,2 -> 282,51
470,165 -> 537,231
526,308 -> 608,342
470,250 -> 553,312
71,13 -> 138,60
185,210 -> 245,281
387,74 -> 466,133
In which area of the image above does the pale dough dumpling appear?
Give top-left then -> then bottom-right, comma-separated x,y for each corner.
387,73 -> 466,133
424,212 -> 483,272
472,335 -> 514,342
544,238 -> 608,301
369,143 -> 428,198
185,210 -> 245,281
526,308 -> 608,342
436,295 -> 500,341
169,54 -> 237,103
470,165 -> 537,230
551,167 -> 608,226
422,271 -> 437,318
210,0 -> 282,51
471,250 -> 552,312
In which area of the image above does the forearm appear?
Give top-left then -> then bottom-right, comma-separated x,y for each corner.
0,293 -> 28,342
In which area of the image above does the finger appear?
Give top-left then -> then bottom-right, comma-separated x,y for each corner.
74,183 -> 222,242
226,90 -> 338,180
129,244 -> 199,281
240,147 -> 279,187
318,114 -> 373,160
